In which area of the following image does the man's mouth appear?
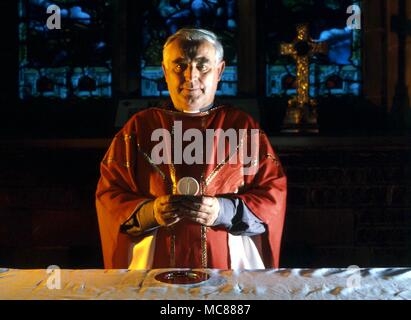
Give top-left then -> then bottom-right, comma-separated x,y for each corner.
180,88 -> 203,96
181,87 -> 201,91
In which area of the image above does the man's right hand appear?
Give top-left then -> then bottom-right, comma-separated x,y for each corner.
153,195 -> 184,227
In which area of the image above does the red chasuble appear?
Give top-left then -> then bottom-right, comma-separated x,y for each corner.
96,104 -> 287,269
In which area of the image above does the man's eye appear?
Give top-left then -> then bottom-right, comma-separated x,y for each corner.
174,63 -> 187,72
198,65 -> 209,72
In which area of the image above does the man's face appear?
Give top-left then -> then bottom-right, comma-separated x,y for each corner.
162,39 -> 225,113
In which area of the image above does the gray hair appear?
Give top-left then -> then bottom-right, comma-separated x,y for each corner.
163,28 -> 224,63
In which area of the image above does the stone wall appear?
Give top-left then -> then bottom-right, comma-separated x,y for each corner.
280,146 -> 411,267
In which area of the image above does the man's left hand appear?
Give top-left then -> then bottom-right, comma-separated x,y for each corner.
180,196 -> 220,226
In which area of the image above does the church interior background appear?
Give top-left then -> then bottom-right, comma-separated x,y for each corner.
0,0 -> 410,269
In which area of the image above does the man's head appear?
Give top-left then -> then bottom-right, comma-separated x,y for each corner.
162,28 -> 225,113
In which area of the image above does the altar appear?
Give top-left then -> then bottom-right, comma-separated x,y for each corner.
1,268 -> 410,300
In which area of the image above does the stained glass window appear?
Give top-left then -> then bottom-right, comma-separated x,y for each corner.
141,0 -> 238,97
264,0 -> 361,97
18,0 -> 113,99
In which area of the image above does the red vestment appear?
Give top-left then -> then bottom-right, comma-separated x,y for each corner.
96,104 -> 287,269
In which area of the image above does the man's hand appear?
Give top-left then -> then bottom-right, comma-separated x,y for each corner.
180,196 -> 220,227
153,195 -> 184,227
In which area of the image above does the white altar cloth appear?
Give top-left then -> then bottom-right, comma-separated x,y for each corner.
1,268 -> 410,300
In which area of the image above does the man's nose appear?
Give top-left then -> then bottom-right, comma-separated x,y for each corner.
183,64 -> 200,81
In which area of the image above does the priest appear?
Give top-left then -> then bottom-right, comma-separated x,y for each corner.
96,28 -> 287,270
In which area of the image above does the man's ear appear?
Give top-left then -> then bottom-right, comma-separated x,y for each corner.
217,60 -> 226,81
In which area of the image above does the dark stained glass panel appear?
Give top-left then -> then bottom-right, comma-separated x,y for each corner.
18,0 -> 113,99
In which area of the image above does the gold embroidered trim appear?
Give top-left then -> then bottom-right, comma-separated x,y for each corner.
136,143 -> 166,180
204,138 -> 243,187
168,163 -> 177,267
170,232 -> 176,268
123,134 -> 133,141
102,158 -> 131,169
266,153 -> 279,166
199,177 -> 207,268
168,163 -> 177,195
201,225 -> 207,268
102,158 -> 115,165
153,105 -> 226,117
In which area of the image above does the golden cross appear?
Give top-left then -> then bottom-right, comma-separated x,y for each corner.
280,24 -> 328,107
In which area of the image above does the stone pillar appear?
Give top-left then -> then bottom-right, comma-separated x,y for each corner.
363,0 -> 411,119
362,0 -> 387,107
112,0 -> 140,99
387,0 -> 399,113
237,0 -> 256,96
406,0 -> 411,110
389,0 -> 411,130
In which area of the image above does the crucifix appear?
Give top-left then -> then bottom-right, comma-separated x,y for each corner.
280,24 -> 328,133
